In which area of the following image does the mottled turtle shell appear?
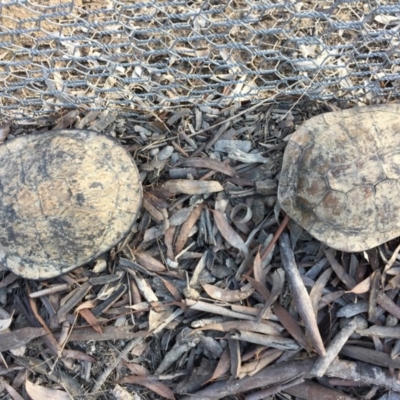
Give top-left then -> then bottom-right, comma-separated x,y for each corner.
0,129 -> 142,279
278,104 -> 400,252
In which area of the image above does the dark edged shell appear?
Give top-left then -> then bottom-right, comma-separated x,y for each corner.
0,129 -> 142,279
278,104 -> 400,252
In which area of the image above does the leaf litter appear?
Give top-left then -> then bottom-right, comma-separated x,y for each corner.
1,99 -> 400,400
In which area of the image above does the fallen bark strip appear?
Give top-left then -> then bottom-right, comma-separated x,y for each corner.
181,358 -> 315,399
327,358 -> 400,391
283,380 -> 354,400
340,345 -> 400,369
0,327 -> 46,352
356,325 -> 400,338
182,357 -> 400,399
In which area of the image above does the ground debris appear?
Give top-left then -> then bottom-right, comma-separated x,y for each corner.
2,99 -> 400,400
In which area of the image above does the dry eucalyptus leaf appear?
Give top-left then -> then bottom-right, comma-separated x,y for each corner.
205,347 -> 230,383
175,204 -> 203,255
25,380 -> 70,400
79,308 -> 102,334
347,276 -> 371,294
212,209 -> 249,257
134,250 -> 166,272
181,158 -> 236,176
143,198 -> 164,222
63,349 -> 97,363
238,349 -> 283,379
118,376 -> 176,400
169,207 -> 192,226
148,307 -> 174,334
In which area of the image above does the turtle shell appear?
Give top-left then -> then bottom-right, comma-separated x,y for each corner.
0,129 -> 142,279
278,104 -> 400,252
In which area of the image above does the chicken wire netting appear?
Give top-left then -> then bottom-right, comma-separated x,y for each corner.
1,0 -> 400,122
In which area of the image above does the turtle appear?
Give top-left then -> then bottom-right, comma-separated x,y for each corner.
0,129 -> 142,279
278,103 -> 400,252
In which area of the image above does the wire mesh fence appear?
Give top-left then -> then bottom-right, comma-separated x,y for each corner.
1,0 -> 400,122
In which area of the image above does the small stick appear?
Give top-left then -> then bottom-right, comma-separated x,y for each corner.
377,291 -> 400,320
171,141 -> 190,157
261,213 -> 289,261
185,299 -> 256,321
310,316 -> 363,377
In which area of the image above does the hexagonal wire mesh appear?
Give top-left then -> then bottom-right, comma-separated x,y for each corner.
0,0 -> 400,121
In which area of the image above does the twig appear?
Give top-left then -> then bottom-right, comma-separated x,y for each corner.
230,330 -> 300,351
185,299 -> 256,321
310,316 -> 363,377
261,213 -> 289,261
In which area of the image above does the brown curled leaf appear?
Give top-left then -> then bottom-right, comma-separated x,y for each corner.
202,283 -> 254,302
